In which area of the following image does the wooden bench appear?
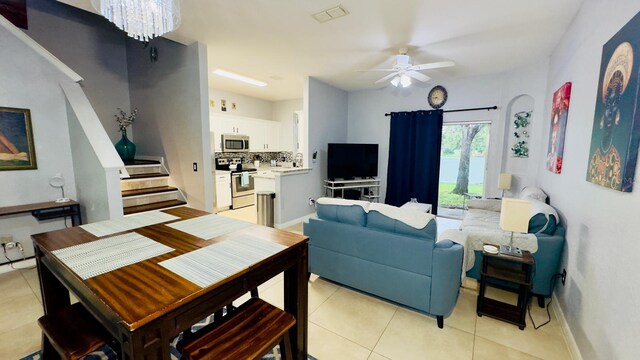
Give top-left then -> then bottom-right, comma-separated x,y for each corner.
180,298 -> 296,360
38,303 -> 113,360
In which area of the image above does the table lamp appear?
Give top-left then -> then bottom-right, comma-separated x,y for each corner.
49,174 -> 70,203
499,198 -> 531,256
498,173 -> 512,197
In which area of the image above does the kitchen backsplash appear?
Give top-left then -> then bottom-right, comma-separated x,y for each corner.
214,151 -> 303,165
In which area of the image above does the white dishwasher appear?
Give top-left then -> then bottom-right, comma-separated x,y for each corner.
215,170 -> 232,211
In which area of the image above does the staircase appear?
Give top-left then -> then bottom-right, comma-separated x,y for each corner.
120,159 -> 186,215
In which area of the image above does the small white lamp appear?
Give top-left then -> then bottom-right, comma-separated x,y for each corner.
498,173 -> 512,197
49,173 -> 70,203
499,198 -> 531,256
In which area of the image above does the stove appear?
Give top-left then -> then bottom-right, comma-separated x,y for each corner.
215,158 -> 255,172
216,158 -> 257,209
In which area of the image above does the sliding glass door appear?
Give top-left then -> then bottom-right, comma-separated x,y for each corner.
438,122 -> 490,218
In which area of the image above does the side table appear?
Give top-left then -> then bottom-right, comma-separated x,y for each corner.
476,249 -> 534,330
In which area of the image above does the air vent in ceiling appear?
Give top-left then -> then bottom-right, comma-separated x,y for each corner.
312,5 -> 349,23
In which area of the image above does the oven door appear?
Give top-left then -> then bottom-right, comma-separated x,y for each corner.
231,172 -> 255,197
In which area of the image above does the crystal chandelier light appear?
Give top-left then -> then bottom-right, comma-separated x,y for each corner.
91,0 -> 181,42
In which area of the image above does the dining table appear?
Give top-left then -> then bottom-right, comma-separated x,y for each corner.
31,206 -> 309,360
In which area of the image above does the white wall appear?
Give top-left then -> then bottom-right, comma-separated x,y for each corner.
63,82 -> 125,223
347,67 -> 549,202
498,62 -> 550,195
25,0 -> 132,144
273,77 -> 348,224
273,99 -> 303,152
209,88 -> 274,120
536,1 -> 640,358
127,40 -> 212,212
0,21 -> 78,263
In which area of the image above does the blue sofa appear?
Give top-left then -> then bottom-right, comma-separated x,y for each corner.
462,195 -> 565,306
303,199 -> 463,328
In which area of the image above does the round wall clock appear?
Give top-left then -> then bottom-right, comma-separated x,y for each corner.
428,85 -> 448,109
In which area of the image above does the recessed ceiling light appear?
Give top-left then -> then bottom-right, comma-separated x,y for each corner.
213,69 -> 267,87
312,5 -> 349,23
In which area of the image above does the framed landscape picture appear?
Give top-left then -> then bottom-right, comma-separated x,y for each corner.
0,107 -> 37,171
586,11 -> 640,192
547,82 -> 572,174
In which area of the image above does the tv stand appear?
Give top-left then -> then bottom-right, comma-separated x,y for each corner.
324,178 -> 380,202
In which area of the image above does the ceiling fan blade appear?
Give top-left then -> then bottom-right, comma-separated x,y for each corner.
375,72 -> 399,84
357,69 -> 397,72
411,61 -> 456,71
406,71 -> 430,82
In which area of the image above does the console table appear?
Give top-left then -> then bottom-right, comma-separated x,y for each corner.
324,178 -> 380,202
0,200 -> 82,226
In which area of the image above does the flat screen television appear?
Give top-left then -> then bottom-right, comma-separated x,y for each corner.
327,143 -> 378,180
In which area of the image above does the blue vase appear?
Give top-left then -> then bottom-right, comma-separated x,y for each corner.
115,129 -> 136,162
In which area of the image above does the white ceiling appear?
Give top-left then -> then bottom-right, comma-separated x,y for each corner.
59,0 -> 584,102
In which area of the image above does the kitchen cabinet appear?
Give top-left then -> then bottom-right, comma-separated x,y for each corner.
215,171 -> 232,210
210,114 -> 284,152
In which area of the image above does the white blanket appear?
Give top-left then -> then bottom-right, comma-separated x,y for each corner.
316,197 -> 370,211
369,203 -> 435,229
315,198 -> 434,229
438,228 -> 537,273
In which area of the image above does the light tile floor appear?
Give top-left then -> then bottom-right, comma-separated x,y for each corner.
0,219 -> 574,359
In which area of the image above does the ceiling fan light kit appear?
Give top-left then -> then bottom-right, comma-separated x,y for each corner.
400,74 -> 411,88
366,49 -> 456,88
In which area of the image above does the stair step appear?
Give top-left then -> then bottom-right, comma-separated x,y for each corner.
124,200 -> 187,215
122,186 -> 177,198
123,172 -> 168,180
123,159 -> 161,166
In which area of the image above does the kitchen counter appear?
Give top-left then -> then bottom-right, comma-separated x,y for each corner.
268,167 -> 312,175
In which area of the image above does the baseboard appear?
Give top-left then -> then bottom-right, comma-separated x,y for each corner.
551,293 -> 582,360
275,213 -> 316,229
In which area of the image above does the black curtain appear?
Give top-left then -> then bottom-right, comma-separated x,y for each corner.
385,110 -> 443,214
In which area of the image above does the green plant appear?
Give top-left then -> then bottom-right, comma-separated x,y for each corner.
115,108 -> 138,132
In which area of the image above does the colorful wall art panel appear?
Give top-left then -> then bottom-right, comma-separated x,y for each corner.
586,11 -> 640,192
547,82 -> 572,174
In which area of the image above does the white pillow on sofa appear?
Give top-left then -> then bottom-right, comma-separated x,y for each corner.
520,187 -> 548,202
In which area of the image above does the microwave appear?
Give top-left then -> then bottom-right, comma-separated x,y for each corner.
221,134 -> 250,152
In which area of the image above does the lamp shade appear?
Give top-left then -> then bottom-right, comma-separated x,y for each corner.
498,173 -> 512,190
499,198 -> 531,233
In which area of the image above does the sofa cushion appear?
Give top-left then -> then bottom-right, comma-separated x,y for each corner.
467,198 -> 502,212
528,200 -> 559,234
315,198 -> 369,226
367,203 -> 436,238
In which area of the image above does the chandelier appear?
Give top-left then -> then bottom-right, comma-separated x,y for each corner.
91,0 -> 181,42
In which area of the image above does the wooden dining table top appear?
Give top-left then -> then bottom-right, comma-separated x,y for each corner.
31,206 -> 309,332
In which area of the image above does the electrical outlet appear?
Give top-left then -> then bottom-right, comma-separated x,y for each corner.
308,198 -> 315,206
4,241 -> 16,250
561,269 -> 567,286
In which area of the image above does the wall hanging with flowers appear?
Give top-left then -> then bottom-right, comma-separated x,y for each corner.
512,110 -> 532,157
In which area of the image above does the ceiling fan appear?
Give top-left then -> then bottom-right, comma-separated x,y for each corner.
363,48 -> 455,87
